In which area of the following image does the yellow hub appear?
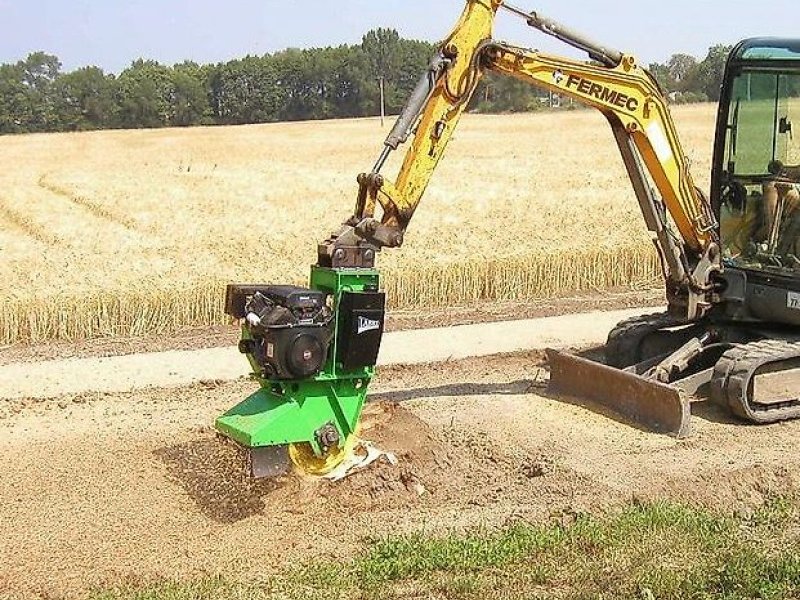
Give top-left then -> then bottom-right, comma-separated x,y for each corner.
288,436 -> 356,476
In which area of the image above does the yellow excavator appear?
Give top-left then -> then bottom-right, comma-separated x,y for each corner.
218,0 -> 800,476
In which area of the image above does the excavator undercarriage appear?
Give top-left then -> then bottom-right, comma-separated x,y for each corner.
549,314 -> 800,437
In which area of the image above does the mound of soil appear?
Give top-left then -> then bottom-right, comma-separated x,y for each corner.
151,400 -> 560,524
152,403 -> 452,524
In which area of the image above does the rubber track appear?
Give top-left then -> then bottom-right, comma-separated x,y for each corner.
605,312 -> 686,368
711,339 -> 800,423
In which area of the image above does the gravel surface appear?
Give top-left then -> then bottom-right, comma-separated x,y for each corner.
1,352 -> 798,599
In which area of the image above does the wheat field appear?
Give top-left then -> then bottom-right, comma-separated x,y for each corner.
0,104 -> 717,344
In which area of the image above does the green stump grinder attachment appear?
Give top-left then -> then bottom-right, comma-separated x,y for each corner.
216,266 -> 384,478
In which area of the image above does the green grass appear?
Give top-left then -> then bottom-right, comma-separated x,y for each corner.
89,499 -> 800,600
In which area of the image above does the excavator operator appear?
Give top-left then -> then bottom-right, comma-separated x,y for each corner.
721,161 -> 800,265
762,161 -> 800,258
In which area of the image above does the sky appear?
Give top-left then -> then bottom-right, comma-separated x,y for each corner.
1,0 -> 800,73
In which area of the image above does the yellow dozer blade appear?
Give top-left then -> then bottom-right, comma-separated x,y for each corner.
546,349 -> 692,438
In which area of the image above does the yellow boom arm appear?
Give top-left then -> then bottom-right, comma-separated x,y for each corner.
319,0 -> 721,318
489,44 -> 716,251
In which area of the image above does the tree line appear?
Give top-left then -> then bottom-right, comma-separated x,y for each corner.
0,29 -> 730,135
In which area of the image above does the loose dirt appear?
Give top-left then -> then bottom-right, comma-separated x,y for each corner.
2,350 -> 799,599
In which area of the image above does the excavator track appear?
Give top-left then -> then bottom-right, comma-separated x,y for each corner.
711,340 -> 800,423
605,312 -> 687,368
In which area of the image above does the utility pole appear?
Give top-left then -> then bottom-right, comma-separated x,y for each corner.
379,76 -> 386,127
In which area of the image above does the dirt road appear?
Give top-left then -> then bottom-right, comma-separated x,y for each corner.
0,306 -> 655,400
1,352 -> 799,599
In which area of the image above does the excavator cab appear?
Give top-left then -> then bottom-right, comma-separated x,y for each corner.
714,39 -> 800,326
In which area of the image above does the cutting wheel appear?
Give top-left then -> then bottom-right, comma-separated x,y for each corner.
288,436 -> 355,476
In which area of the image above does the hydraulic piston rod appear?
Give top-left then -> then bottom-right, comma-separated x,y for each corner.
501,2 -> 624,67
372,53 -> 451,173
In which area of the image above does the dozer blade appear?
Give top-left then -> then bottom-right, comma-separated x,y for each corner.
546,349 -> 692,438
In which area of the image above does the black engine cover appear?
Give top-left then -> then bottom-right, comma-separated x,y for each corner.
258,327 -> 329,379
230,284 -> 333,380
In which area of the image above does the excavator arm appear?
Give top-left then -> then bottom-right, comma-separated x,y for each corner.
318,0 -> 504,267
320,0 -> 721,319
218,0 -> 729,476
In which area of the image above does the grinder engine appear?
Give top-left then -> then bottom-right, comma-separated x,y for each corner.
217,268 -> 385,477
226,285 -> 333,380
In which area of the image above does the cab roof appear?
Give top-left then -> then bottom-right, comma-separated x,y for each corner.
732,38 -> 800,62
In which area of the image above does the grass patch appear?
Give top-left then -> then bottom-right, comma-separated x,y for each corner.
87,499 -> 800,600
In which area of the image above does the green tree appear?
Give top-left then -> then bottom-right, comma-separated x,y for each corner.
213,55 -> 280,124
19,51 -> 62,131
667,53 -> 698,90
392,39 -> 436,112
647,61 -> 674,92
0,63 -> 28,133
329,46 -> 372,117
274,48 -> 317,121
56,66 -> 117,130
362,28 -> 402,114
115,59 -> 173,128
170,61 -> 210,126
696,44 -> 732,101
